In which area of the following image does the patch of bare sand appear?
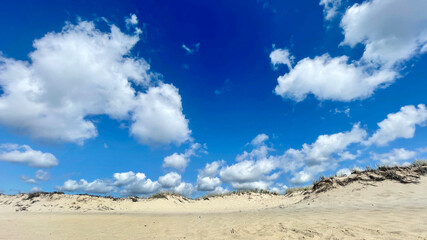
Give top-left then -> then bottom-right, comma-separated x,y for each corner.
1,167 -> 427,239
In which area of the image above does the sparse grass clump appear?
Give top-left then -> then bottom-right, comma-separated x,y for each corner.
413,159 -> 427,167
198,188 -> 280,200
25,191 -> 65,200
232,189 -> 279,195
285,186 -> 312,195
148,192 -> 187,200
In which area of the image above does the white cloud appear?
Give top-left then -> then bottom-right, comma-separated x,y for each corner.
367,104 -> 427,146
29,187 -> 42,193
0,18 -> 191,146
198,160 -> 224,178
131,84 -> 191,145
173,182 -> 194,196
21,176 -> 37,184
163,143 -> 205,171
302,124 -> 366,165
270,49 -> 293,70
250,133 -> 269,146
220,159 -> 278,186
208,186 -> 229,195
83,179 -> 115,194
196,160 -> 225,192
125,14 -> 138,26
57,180 -> 81,192
196,176 -> 222,191
280,124 -> 366,184
290,171 -> 312,185
56,179 -> 114,194
121,173 -> 161,195
113,171 -> 137,186
319,0 -> 342,20
338,150 -> 360,161
229,180 -> 272,190
35,169 -> 50,181
237,134 -> 272,162
163,153 -> 187,171
158,172 -> 181,188
269,184 -> 288,194
0,144 -> 58,168
341,0 -> 427,67
182,43 -> 200,55
218,136 -> 279,190
274,0 -> 427,102
216,127 -> 363,188
59,171 -> 165,196
273,53 -> 396,102
336,168 -> 351,176
371,148 -> 417,166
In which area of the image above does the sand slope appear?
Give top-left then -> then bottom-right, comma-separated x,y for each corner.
1,166 -> 427,239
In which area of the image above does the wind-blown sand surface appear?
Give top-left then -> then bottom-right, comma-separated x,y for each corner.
1,166 -> 427,239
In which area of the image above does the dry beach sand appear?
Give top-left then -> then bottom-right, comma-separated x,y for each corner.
1,165 -> 427,240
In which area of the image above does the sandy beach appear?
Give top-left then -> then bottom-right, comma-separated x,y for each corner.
1,167 -> 427,240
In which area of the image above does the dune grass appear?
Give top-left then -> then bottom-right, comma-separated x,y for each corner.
285,186 -> 312,195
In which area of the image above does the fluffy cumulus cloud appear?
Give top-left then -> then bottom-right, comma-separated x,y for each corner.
174,182 -> 194,196
113,171 -> 138,187
196,176 -> 222,191
281,105 -> 427,184
58,174 -> 155,195
0,17 -> 190,146
341,0 -> 427,67
283,105 -> 427,184
158,172 -> 181,188
220,160 -> 278,187
196,160 -> 225,192
163,143 -> 206,171
273,54 -> 396,102
198,160 -> 224,178
273,0 -> 427,102
270,49 -> 293,70
214,126 -> 366,187
119,172 -> 161,195
0,144 -> 58,168
57,179 -> 114,194
371,148 -> 417,166
131,84 -> 191,145
302,124 -> 366,165
367,104 -> 427,146
219,135 -> 279,190
280,124 -> 366,184
58,171 -> 195,196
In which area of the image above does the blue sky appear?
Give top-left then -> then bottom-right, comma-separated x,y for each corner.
1,0 -> 427,196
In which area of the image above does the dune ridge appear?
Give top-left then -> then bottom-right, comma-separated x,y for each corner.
1,163 -> 427,239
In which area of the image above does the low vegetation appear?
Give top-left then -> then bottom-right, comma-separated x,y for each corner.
285,186 -> 312,195
148,192 -> 188,200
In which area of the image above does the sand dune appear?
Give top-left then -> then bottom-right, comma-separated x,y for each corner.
1,165 -> 427,239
